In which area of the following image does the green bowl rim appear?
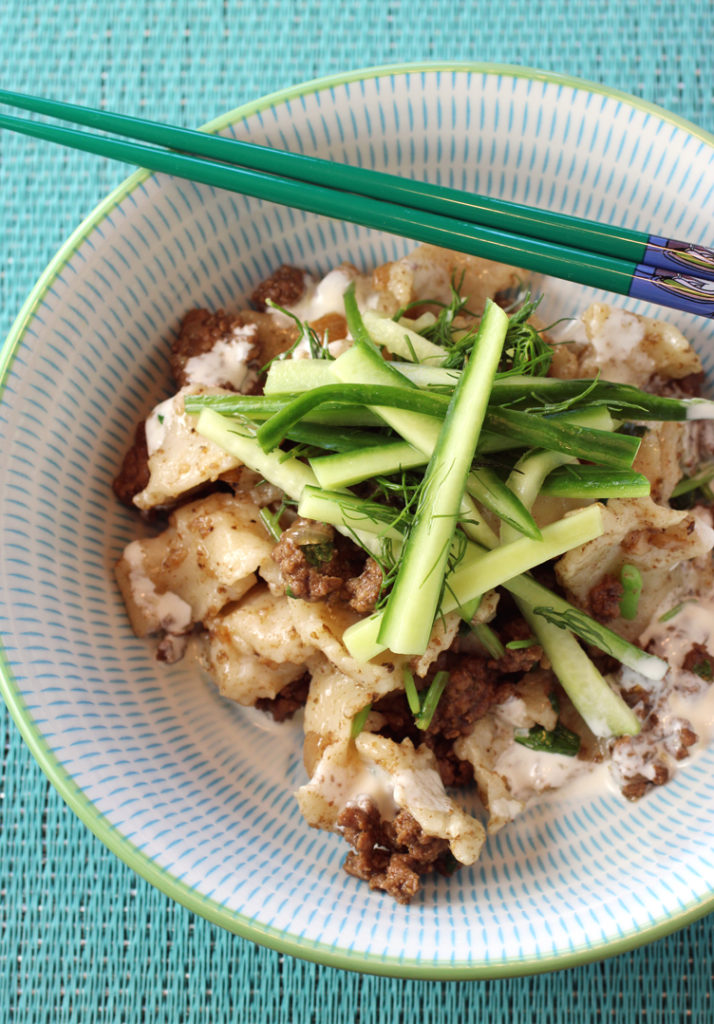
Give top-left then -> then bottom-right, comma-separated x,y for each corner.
1,60 -> 713,980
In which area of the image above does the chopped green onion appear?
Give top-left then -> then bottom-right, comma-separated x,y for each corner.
256,384 -> 450,451
186,392 -> 381,428
489,376 -> 714,421
671,462 -> 714,498
658,601 -> 691,623
689,658 -> 713,681
403,667 -> 421,716
468,622 -> 506,659
505,637 -> 538,650
301,541 -> 334,567
350,704 -> 372,739
485,407 -> 641,469
259,506 -> 284,541
619,564 -> 643,620
414,671 -> 450,730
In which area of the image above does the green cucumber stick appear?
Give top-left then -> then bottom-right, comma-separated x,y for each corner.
516,601 -> 641,737
501,450 -> 577,544
375,300 -> 508,654
335,290 -> 498,549
342,504 -> 604,661
502,448 -> 641,736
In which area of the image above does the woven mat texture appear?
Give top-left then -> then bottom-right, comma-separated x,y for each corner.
1,1 -> 713,1020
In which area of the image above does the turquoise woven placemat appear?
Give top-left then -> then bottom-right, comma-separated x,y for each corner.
1,1 -> 713,1019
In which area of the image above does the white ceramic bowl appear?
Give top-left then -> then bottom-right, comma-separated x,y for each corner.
1,64 -> 714,979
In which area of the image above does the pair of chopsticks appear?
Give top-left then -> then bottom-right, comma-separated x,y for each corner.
1,88 -> 714,321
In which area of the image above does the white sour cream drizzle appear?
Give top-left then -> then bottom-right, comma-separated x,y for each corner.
124,540 -> 192,633
640,597 -> 714,678
314,754 -> 399,821
183,326 -> 256,389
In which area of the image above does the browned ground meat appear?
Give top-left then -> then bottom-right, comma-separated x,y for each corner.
255,674 -> 311,722
342,557 -> 383,613
426,656 -> 500,740
250,264 -> 307,311
613,715 -> 698,800
425,736 -> 474,788
588,574 -> 625,622
655,371 -> 705,398
272,519 -> 356,601
271,518 -> 381,611
682,642 -> 714,681
672,724 -> 699,759
337,801 -> 451,904
495,641 -> 545,675
619,761 -> 670,800
112,422 -> 150,507
373,650 -> 522,787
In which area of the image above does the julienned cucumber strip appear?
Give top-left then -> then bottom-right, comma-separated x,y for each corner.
502,574 -> 666,680
334,300 -> 498,549
466,466 -> 542,540
297,485 -> 405,541
264,359 -> 336,393
265,356 -> 459,393
375,299 -> 510,654
195,409 -> 384,560
539,465 -> 651,498
332,311 -> 540,539
195,408 -> 317,499
501,449 -> 645,734
361,309 -> 446,364
310,440 -> 427,489
517,601 -> 641,737
342,504 -> 604,661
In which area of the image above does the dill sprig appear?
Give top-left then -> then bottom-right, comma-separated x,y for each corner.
260,300 -> 334,372
497,294 -> 553,377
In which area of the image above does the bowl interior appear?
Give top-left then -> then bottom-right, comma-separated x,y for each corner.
1,65 -> 714,977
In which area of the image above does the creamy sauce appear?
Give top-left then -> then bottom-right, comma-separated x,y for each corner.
183,325 -> 256,389
641,596 -> 714,677
124,540 -> 192,633
145,394 -> 182,456
328,760 -> 398,821
268,266 -> 379,359
494,742 -> 594,802
277,268 -> 353,323
393,767 -> 452,814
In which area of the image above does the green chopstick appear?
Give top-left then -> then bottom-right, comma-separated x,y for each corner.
3,88 -> 714,284
2,89 -> 714,319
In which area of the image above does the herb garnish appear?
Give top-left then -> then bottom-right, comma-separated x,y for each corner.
515,721 -> 581,757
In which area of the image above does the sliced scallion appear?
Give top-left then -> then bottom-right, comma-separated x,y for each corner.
619,564 -> 643,620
